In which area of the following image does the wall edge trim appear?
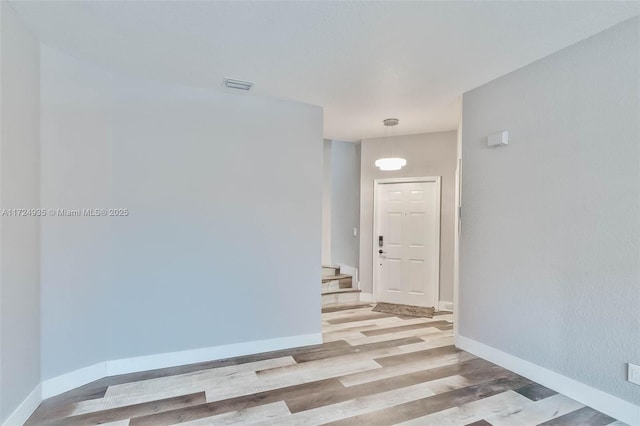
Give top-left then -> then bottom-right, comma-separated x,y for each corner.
457,334 -> 640,426
3,332 -> 321,425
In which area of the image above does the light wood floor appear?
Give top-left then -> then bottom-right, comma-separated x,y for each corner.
26,305 -> 625,425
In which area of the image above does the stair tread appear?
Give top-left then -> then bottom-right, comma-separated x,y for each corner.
321,274 -> 351,282
322,288 -> 361,295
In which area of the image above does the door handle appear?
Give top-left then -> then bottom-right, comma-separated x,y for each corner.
379,249 -> 386,254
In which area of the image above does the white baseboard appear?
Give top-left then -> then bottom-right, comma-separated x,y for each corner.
6,332 -> 321,424
106,333 -> 321,377
359,292 -> 374,303
438,300 -> 454,311
2,383 -> 42,426
457,335 -> 640,426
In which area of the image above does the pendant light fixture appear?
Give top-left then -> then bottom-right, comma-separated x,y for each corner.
375,118 -> 406,171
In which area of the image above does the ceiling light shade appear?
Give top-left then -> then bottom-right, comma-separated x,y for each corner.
375,118 -> 406,171
375,157 -> 407,171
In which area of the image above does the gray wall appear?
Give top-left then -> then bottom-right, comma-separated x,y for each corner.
460,17 -> 640,404
40,45 -> 323,379
0,3 -> 41,422
359,131 -> 458,302
330,141 -> 361,270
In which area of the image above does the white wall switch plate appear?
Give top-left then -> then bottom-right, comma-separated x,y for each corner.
628,363 -> 640,385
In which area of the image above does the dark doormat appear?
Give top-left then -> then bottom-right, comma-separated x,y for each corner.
372,302 -> 435,318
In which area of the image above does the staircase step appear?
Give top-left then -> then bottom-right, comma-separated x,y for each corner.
322,265 -> 341,277
322,288 -> 361,307
322,280 -> 340,293
322,277 -> 352,293
321,288 -> 360,295
321,274 -> 351,283
338,277 -> 352,289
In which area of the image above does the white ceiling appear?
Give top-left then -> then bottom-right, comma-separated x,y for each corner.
9,1 -> 639,141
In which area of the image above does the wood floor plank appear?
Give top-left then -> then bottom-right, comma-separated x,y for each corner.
323,315 -> 433,334
204,356 -> 381,403
35,392 -> 206,426
537,406 -> 616,426
25,385 -> 108,424
321,329 -> 371,342
208,337 -> 463,410
293,336 -> 424,363
179,401 -> 290,425
252,380 -> 440,425
321,317 -> 437,342
129,378 -> 343,426
374,344 -> 460,367
407,331 -> 454,348
343,325 -> 443,346
256,352 -> 389,380
327,312 -> 394,324
320,308 -> 380,321
485,393 -> 584,426
283,341 -> 360,362
398,336 -> 455,353
285,358 -> 495,414
104,356 -> 297,399
513,382 -> 558,401
324,376 -> 533,426
262,336 -> 463,379
100,420 -> 130,426
396,390 -> 532,426
360,320 -> 451,336
71,356 -> 298,415
338,350 -> 476,387
417,374 -> 474,394
262,370 -> 520,426
321,322 -> 379,334
465,421 -> 493,426
346,336 -> 426,352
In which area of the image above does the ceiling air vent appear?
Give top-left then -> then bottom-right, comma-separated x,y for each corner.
223,78 -> 253,91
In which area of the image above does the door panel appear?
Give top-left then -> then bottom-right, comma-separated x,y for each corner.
376,179 -> 440,307
408,259 -> 426,295
408,212 -> 425,247
386,258 -> 402,293
387,212 -> 402,246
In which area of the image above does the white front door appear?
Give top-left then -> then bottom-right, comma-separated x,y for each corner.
375,178 -> 441,307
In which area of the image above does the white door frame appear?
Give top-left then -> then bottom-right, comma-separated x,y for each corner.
372,176 -> 442,307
